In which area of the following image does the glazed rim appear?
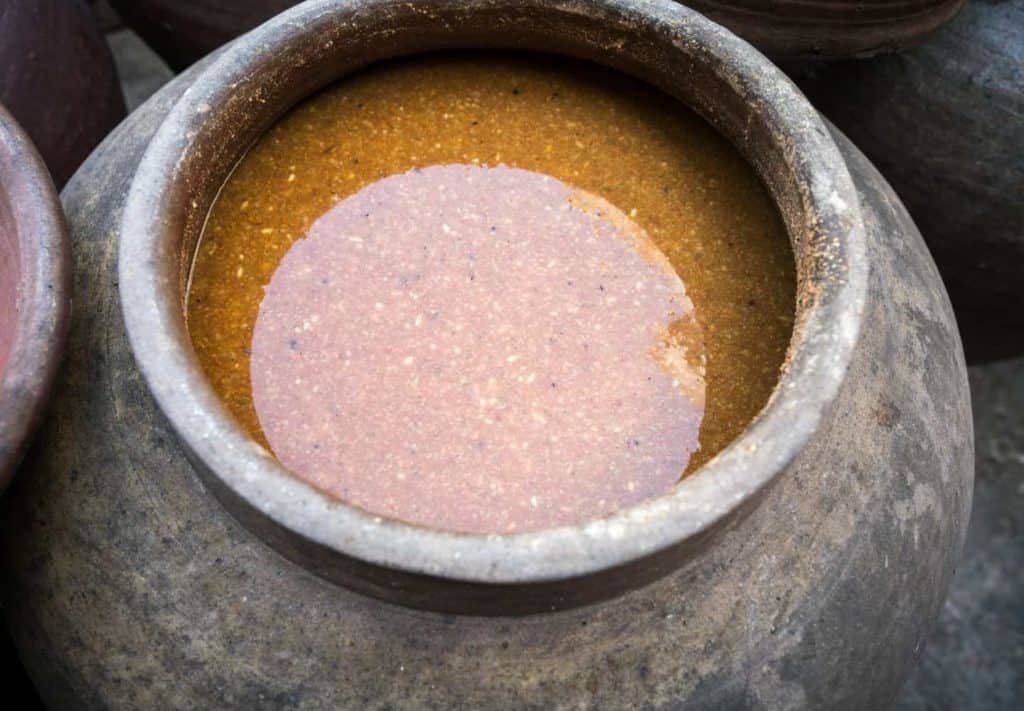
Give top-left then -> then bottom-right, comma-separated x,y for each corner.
120,0 -> 868,588
0,104 -> 69,490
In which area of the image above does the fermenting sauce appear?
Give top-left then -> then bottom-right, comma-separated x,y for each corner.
187,54 -> 795,533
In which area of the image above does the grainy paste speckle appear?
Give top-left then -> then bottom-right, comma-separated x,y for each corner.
187,54 -> 796,533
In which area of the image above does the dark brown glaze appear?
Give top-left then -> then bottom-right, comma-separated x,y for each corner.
0,0 -> 125,186
251,164 -> 705,532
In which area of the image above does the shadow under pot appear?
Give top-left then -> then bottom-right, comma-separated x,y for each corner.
0,1 -> 973,708
0,104 -> 70,491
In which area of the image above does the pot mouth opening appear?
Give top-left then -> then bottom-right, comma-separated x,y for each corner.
0,104 -> 69,488
119,0 -> 867,589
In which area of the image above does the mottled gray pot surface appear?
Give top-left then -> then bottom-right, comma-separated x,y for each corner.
789,0 -> 1024,363
1,0 -> 971,708
0,104 -> 70,492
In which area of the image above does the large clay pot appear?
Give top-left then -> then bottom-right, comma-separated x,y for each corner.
0,1 -> 972,708
689,0 -> 966,59
0,105 -> 70,491
0,0 -> 125,187
106,0 -> 297,70
109,0 -> 967,68
790,0 -> 1024,363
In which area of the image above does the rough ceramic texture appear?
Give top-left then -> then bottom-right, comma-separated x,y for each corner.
107,0 -> 967,67
689,0 -> 966,59
789,0 -> 1024,363
1,0 -> 972,708
0,105 -> 71,491
0,0 -> 126,187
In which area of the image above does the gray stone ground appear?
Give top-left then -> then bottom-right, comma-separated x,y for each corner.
3,19 -> 1020,710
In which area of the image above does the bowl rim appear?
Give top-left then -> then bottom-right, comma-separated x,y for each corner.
119,0 -> 868,591
0,103 -> 71,490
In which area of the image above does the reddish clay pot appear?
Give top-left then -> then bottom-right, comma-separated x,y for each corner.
0,104 -> 70,491
0,0 -> 126,186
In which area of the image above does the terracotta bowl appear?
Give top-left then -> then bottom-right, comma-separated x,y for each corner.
0,104 -> 70,491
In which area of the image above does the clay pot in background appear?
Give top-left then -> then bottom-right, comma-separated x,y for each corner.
109,0 -> 969,68
790,0 -> 1024,362
0,104 -> 70,491
0,0 -> 126,187
0,1 -> 972,708
689,0 -> 966,60
668,0 -> 966,59
107,0 -> 298,70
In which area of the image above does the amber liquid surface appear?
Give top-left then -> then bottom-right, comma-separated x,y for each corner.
187,54 -> 796,530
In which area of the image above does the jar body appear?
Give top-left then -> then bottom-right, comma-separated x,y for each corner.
0,55 -> 971,711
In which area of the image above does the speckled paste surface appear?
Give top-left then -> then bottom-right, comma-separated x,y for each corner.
251,164 -> 705,532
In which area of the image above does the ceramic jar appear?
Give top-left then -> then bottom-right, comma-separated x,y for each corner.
1,1 -> 972,707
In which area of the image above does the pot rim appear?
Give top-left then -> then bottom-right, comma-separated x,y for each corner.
0,103 -> 71,490
119,0 -> 868,589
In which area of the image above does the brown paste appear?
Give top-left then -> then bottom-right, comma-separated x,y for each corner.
187,54 -> 796,533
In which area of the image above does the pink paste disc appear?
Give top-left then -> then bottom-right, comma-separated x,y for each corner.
251,164 -> 705,533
